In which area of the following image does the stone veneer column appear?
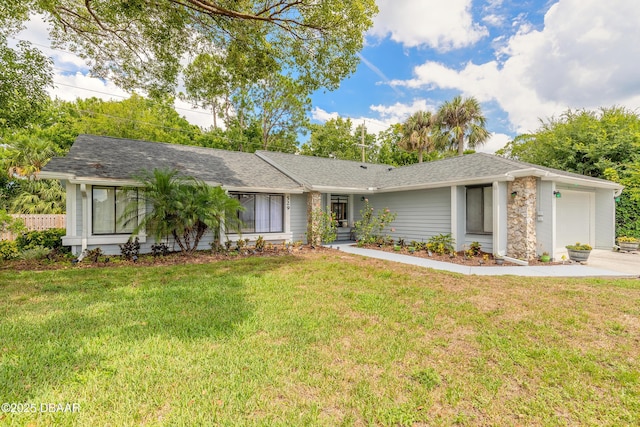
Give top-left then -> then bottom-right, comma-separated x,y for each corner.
306,191 -> 322,246
507,177 -> 537,260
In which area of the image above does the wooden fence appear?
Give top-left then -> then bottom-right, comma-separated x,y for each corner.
1,214 -> 66,241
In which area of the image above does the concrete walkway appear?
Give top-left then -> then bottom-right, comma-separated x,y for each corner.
330,244 -> 638,278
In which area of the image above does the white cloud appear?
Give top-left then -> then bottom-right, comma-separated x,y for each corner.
369,0 -> 488,50
476,133 -> 510,154
387,0 -> 640,133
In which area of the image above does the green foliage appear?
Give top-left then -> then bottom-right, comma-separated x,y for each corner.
307,207 -> 337,246
617,236 -> 639,243
469,241 -> 482,256
437,95 -> 490,156
353,200 -> 397,245
15,228 -> 65,251
400,111 -> 439,163
17,245 -> 52,261
301,117 -> 376,162
426,233 -> 456,255
0,209 -> 26,234
32,1 -> 377,97
83,247 -> 104,263
0,240 -> 18,260
566,242 -> 593,251
255,236 -> 266,252
9,180 -> 66,214
498,107 -> 640,237
0,36 -> 53,129
122,169 -> 244,254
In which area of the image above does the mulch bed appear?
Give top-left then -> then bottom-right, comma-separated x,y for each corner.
358,244 -> 565,267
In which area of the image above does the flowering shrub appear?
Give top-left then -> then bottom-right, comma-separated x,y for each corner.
353,200 -> 397,246
307,207 -> 337,246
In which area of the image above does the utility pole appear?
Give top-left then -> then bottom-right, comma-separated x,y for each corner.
355,120 -> 366,162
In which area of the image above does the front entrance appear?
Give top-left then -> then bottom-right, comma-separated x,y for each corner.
331,194 -> 352,241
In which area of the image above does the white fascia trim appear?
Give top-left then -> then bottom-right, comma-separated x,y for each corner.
38,171 -> 74,180
377,174 -> 514,193
309,185 -> 375,193
223,186 -> 304,194
540,174 -> 623,190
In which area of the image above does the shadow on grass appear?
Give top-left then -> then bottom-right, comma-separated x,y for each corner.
0,255 -> 299,401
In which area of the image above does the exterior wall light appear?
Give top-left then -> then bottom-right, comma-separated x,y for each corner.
553,191 -> 562,198
510,191 -> 517,198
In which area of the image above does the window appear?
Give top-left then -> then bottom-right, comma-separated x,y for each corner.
466,186 -> 493,233
92,187 -> 138,234
233,193 -> 283,233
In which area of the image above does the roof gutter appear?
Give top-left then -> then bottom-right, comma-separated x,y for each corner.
377,174 -> 515,193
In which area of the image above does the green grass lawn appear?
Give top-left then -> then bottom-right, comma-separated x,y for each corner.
1,251 -> 639,426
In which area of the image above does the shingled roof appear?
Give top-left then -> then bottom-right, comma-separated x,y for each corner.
257,150 -> 622,191
42,135 -> 622,193
41,135 -> 303,192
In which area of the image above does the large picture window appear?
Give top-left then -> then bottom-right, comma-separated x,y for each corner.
233,193 -> 284,233
466,186 -> 493,234
92,187 -> 138,234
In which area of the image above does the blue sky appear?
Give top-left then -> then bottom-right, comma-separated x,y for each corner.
16,0 -> 640,153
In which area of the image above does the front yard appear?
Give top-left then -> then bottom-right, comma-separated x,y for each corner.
1,250 -> 638,425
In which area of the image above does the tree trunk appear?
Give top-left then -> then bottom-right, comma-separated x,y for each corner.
418,147 -> 423,163
458,134 -> 464,156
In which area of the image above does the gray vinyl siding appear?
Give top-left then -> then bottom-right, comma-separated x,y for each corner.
355,188 -> 451,243
75,184 -> 83,236
595,188 -> 615,249
464,234 -> 492,253
290,193 -> 308,243
536,180 -> 554,256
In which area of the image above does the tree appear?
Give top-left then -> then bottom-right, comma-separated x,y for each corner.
122,169 -> 244,254
30,0 -> 376,96
497,107 -> 640,238
437,96 -> 490,156
1,135 -> 58,179
300,117 -> 375,161
376,124 -> 419,166
399,111 -> 439,163
0,36 -> 53,129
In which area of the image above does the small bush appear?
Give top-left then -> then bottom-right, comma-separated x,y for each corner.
255,236 -> 265,252
426,233 -> 455,255
119,237 -> 140,260
16,228 -> 66,251
469,241 -> 482,256
151,242 -> 169,257
0,240 -> 19,260
18,245 -> 52,261
83,248 -> 104,263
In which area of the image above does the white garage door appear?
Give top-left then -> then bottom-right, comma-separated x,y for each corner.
556,190 -> 594,248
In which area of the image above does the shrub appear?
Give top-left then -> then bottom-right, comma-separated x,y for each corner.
353,200 -> 397,245
18,245 -> 52,260
307,207 -> 337,246
119,237 -> 140,260
0,240 -> 19,260
151,242 -> 170,257
426,233 -> 455,255
469,241 -> 482,256
255,236 -> 266,252
617,236 -> 639,243
83,247 -> 104,263
16,228 -> 66,251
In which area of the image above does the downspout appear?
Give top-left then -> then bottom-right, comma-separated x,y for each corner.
79,184 -> 89,260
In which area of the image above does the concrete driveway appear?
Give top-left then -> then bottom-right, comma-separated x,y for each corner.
586,249 -> 640,276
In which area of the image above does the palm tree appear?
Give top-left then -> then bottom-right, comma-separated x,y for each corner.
10,180 -> 66,214
437,96 -> 490,156
121,168 -> 244,254
399,110 -> 438,163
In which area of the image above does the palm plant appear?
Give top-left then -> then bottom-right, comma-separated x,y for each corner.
121,168 -> 244,254
437,96 -> 490,156
10,180 -> 65,214
399,111 -> 438,163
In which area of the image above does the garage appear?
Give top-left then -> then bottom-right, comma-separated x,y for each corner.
556,189 -> 595,249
